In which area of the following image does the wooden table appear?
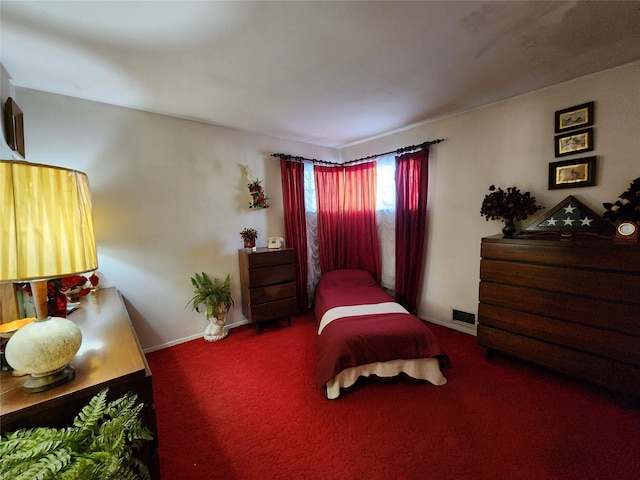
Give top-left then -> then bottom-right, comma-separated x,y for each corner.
0,287 -> 160,478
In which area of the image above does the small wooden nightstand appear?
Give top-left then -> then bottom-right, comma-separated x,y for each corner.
238,247 -> 297,333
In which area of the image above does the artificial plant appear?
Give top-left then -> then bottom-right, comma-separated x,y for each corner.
0,388 -> 153,480
186,272 -> 234,319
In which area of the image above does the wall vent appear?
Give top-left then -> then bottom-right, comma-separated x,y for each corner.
452,309 -> 476,325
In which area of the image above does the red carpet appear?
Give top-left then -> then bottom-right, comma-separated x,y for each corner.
146,314 -> 640,480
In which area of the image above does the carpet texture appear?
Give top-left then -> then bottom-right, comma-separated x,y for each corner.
146,314 -> 640,480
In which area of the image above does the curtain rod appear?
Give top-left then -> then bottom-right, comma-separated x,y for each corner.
272,138 -> 444,166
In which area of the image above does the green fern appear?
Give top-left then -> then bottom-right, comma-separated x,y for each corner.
0,389 -> 153,480
186,272 -> 233,318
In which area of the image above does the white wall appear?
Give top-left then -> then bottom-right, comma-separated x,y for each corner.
13,89 -> 338,350
10,60 -> 640,349
341,60 -> 640,333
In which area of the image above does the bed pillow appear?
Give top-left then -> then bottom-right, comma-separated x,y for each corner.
320,269 -> 378,288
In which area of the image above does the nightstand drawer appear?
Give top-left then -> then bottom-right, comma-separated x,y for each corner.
247,264 -> 295,287
249,297 -> 297,323
245,248 -> 295,268
247,282 -> 295,305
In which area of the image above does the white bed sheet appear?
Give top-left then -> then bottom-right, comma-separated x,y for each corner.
325,357 -> 447,400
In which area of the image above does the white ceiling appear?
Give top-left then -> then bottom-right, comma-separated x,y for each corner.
2,1 -> 640,149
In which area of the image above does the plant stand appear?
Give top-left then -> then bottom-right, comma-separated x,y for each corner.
204,315 -> 228,342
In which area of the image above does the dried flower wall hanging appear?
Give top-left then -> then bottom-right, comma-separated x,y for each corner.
241,164 -> 270,209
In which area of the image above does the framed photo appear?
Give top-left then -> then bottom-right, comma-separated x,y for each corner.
555,101 -> 594,133
548,156 -> 596,190
555,127 -> 593,157
3,97 -> 25,159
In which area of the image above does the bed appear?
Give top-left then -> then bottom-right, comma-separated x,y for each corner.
314,269 -> 451,399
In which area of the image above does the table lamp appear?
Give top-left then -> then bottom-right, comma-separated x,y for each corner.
0,160 -> 97,392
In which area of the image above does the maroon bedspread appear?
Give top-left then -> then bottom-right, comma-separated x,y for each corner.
314,269 -> 451,388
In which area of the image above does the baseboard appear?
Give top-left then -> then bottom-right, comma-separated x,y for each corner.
143,314 -> 470,354
418,314 -> 477,336
142,318 -> 250,354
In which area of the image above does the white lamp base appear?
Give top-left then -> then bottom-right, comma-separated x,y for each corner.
5,316 -> 82,393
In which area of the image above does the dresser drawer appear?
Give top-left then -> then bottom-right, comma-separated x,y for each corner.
247,264 -> 295,287
247,282 -> 295,305
245,248 -> 295,268
249,297 -> 297,323
479,282 -> 640,336
478,303 -> 640,365
480,259 -> 640,304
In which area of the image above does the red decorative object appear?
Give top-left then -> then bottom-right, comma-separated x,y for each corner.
247,179 -> 270,209
19,273 -> 99,316
240,227 -> 258,249
47,289 -> 68,318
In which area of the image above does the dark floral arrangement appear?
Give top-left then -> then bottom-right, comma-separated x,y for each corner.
480,185 -> 543,221
603,177 -> 640,223
240,227 -> 258,242
248,179 -> 270,209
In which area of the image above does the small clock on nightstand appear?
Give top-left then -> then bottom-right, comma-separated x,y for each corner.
615,221 -> 638,244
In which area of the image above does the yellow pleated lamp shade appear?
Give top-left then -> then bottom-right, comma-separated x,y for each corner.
0,160 -> 98,282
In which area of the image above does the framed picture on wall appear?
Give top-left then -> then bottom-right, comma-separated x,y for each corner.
554,101 -> 594,133
548,156 -> 596,190
3,97 -> 25,159
554,128 -> 593,157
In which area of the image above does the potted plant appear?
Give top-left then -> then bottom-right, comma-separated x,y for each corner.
186,272 -> 234,341
0,388 -> 153,479
240,227 -> 258,248
480,185 -> 543,237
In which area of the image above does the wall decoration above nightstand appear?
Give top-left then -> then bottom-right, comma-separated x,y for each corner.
241,164 -> 270,209
548,156 -> 596,190
554,101 -> 594,133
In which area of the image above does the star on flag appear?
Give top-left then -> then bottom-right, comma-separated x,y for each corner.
520,195 -> 616,237
540,202 -> 592,228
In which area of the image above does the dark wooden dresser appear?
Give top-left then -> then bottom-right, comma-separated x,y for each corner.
0,287 -> 160,479
239,247 -> 297,332
477,234 -> 640,401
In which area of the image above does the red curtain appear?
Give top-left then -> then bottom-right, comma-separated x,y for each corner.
315,162 -> 380,281
280,160 -> 309,312
395,149 -> 429,314
314,165 -> 345,274
344,163 -> 380,281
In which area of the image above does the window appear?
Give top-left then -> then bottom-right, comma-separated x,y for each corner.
303,157 -> 397,291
